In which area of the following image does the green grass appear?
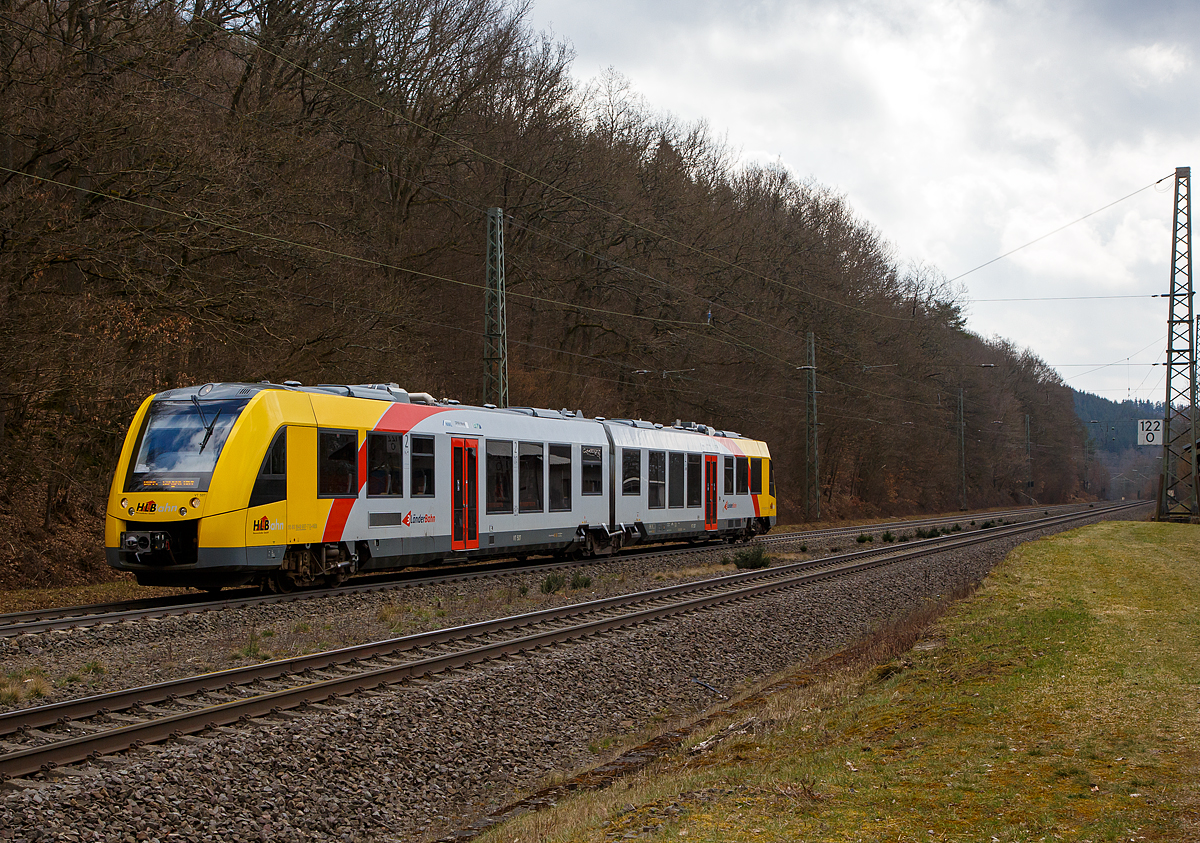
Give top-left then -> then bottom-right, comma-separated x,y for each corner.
724,544 -> 770,570
232,627 -> 269,661
541,572 -> 567,594
481,521 -> 1200,842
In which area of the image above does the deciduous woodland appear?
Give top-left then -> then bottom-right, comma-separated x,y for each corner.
0,0 -> 1096,587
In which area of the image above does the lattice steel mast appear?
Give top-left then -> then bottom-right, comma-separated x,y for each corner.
1156,167 -> 1198,521
483,207 -> 509,408
803,331 -> 820,521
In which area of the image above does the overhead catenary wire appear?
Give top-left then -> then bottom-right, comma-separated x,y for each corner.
0,165 -> 707,331
1058,334 -> 1167,385
1,7 -> 1161,415
6,157 -> 948,418
948,174 -> 1174,285
200,12 -> 940,326
194,14 -> 1176,399
970,294 -> 1157,302
0,9 -> 914,388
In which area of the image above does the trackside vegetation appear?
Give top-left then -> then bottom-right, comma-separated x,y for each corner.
483,521 -> 1200,842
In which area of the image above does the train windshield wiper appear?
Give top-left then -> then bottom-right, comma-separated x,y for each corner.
198,409 -> 221,454
191,395 -> 221,454
190,395 -> 210,429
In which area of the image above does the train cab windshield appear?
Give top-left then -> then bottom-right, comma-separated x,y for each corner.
124,397 -> 251,492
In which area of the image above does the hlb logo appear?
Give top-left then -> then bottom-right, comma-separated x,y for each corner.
253,517 -> 283,532
137,500 -> 158,513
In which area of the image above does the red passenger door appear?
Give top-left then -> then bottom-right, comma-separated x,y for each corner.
451,438 -> 479,551
704,454 -> 718,531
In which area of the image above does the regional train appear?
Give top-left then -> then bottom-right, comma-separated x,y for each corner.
106,382 -> 776,591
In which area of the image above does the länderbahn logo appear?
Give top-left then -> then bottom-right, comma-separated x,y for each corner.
402,511 -> 436,527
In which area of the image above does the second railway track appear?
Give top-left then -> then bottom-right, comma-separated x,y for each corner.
0,500 -> 1146,781
0,502 -> 1103,638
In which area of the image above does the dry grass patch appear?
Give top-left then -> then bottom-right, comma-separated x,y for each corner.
0,577 -> 191,614
0,669 -> 51,704
376,600 -> 446,634
655,563 -> 735,580
481,520 -> 1200,842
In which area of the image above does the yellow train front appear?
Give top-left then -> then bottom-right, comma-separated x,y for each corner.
107,381 -> 778,591
105,381 -> 450,591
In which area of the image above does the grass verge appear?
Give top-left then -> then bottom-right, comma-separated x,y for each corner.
481,520 -> 1200,842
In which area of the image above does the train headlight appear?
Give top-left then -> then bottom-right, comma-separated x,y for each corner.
120,498 -> 128,509
123,533 -> 152,552
179,507 -> 187,516
190,497 -> 201,509
128,507 -> 135,515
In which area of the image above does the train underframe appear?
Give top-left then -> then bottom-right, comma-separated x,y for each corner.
116,516 -> 773,592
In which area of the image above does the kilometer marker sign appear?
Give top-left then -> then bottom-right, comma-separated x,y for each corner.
1138,419 -> 1162,446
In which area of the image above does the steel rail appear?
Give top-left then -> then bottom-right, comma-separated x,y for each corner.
0,502 -> 1098,637
0,515 -> 996,737
1,501 -> 1135,737
0,501 -> 1146,780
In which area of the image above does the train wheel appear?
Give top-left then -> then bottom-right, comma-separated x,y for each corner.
324,573 -> 346,589
271,571 -> 296,593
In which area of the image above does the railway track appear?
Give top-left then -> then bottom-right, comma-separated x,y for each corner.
0,502 -> 1100,638
0,500 -> 1146,781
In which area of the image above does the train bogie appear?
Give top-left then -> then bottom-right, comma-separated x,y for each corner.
106,383 -> 776,589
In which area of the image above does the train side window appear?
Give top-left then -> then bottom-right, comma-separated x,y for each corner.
668,453 -> 684,508
648,451 -> 666,509
318,430 -> 358,497
411,435 -> 435,497
549,444 -> 571,512
366,433 -> 403,497
750,457 -> 763,495
768,459 -> 776,497
736,456 -> 749,495
249,427 -> 287,507
686,453 -> 702,507
622,448 -> 641,496
519,442 -> 544,512
724,456 -> 734,495
487,440 -> 513,514
581,445 -> 603,495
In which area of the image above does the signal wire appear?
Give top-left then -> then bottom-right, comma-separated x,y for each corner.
947,174 -> 1174,284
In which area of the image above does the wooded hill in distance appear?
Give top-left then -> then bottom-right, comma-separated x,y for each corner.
1073,392 -> 1161,456
0,0 -> 1095,588
1072,391 -> 1162,502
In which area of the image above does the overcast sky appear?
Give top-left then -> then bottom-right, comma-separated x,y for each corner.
525,0 -> 1200,404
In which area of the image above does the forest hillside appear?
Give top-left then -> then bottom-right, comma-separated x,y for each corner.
0,0 -> 1092,587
